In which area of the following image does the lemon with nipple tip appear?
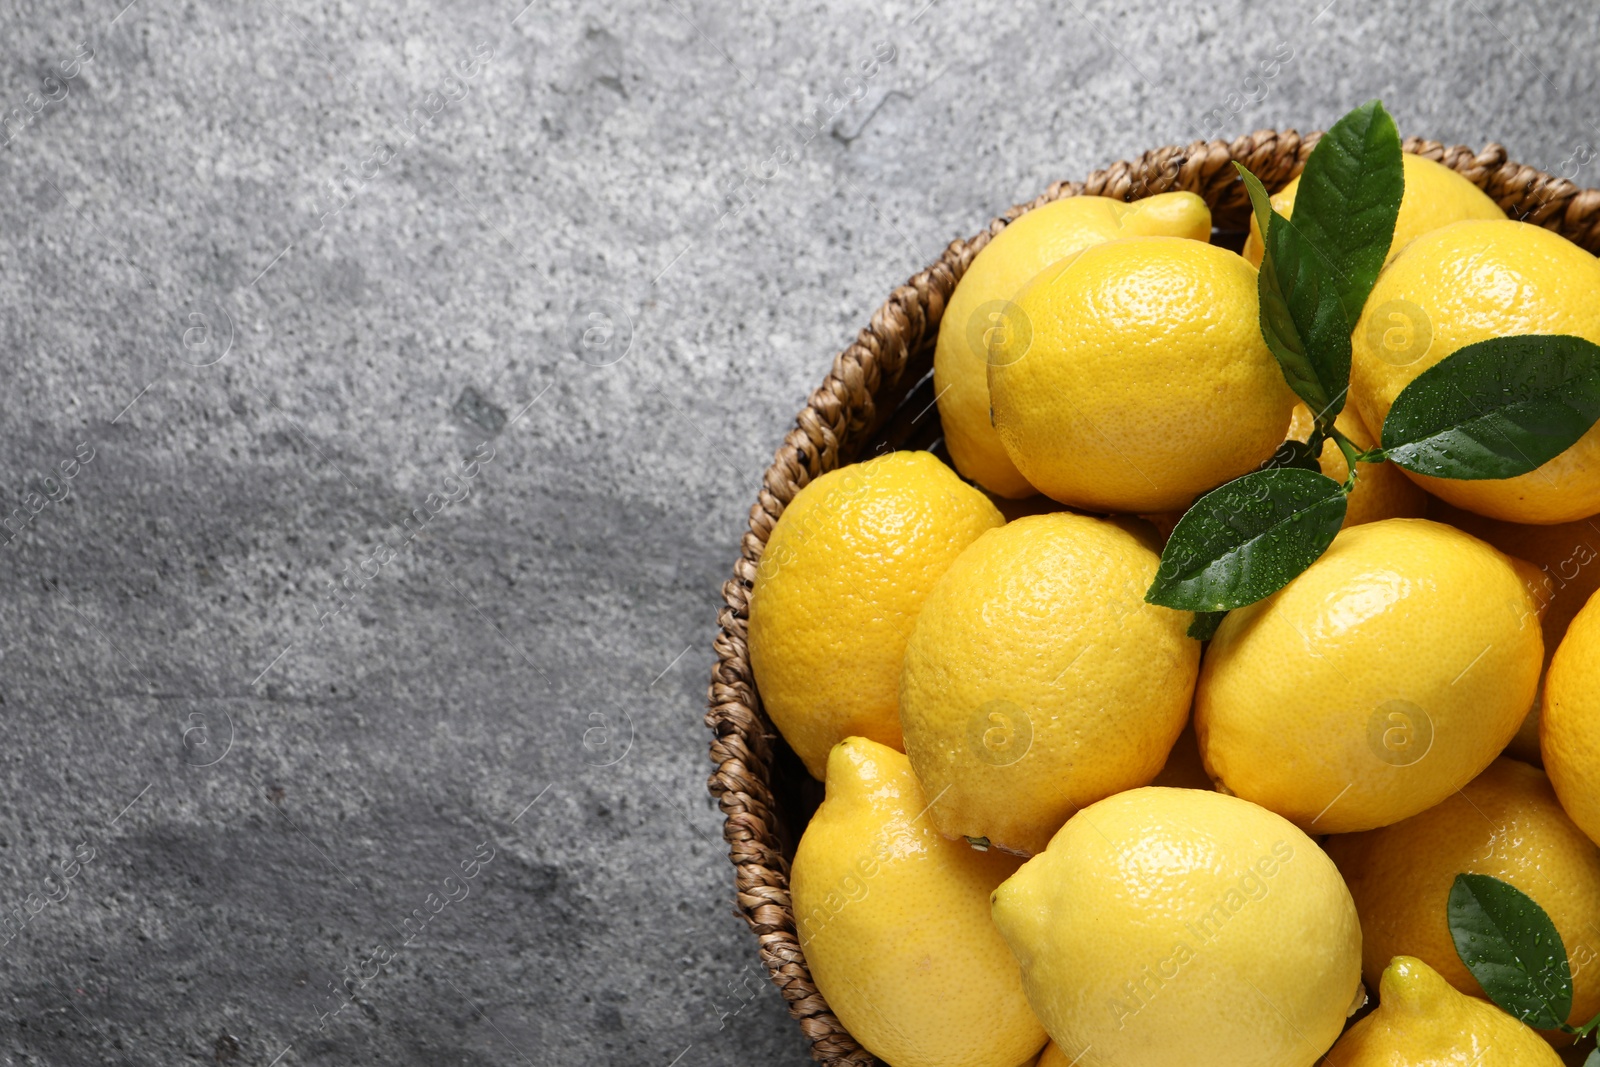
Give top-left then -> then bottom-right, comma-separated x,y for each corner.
791,737 -> 1047,1067
1324,955 -> 1561,1066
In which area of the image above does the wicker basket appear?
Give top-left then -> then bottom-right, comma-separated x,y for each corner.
704,128 -> 1600,1066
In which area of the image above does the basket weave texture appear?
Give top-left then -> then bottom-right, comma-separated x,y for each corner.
704,128 -> 1600,1066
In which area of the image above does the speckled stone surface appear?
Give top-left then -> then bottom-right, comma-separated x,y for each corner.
0,0 -> 1595,1063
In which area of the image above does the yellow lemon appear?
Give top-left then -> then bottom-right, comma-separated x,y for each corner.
1325,955 -> 1562,1066
936,192 -> 1212,498
1428,500 -> 1600,762
991,787 -> 1361,1067
900,513 -> 1198,856
1325,758 -> 1600,1036
792,738 -> 1047,1067
1196,518 -> 1543,833
1242,152 -> 1503,268
1428,500 -> 1600,660
1286,404 -> 1428,527
748,451 -> 1002,779
1350,219 -> 1600,524
1543,589 -> 1600,849
989,237 -> 1296,513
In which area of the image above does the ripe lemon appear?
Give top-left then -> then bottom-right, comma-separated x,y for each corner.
990,787 -> 1361,1067
989,237 -> 1296,513
792,737 -> 1047,1067
1242,152 -> 1503,268
1286,404 -> 1428,528
748,451 -> 1002,779
1429,500 -> 1600,762
1325,758 -> 1600,1035
1196,518 -> 1543,833
1543,590 -> 1600,849
1326,955 -> 1561,1066
899,513 -> 1197,856
935,192 -> 1212,499
1429,501 -> 1600,657
1349,219 -> 1600,524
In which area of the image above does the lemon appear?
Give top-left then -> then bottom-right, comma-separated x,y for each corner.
748,451 -> 1002,779
1242,152 -> 1503,268
1196,518 -> 1543,833
991,787 -> 1361,1067
1429,501 -> 1600,658
1350,219 -> 1600,524
1428,500 -> 1600,762
900,513 -> 1198,856
1286,404 -> 1427,527
1326,758 -> 1600,1035
792,737 -> 1047,1067
935,192 -> 1212,498
1325,955 -> 1562,1066
1543,589 -> 1600,850
989,236 -> 1297,513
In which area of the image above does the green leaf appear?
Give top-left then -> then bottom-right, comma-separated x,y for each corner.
1290,100 -> 1405,325
1145,467 -> 1348,612
1238,162 -> 1275,237
1187,612 -> 1226,641
1382,335 -> 1600,480
1236,164 -> 1353,419
1448,873 -> 1572,1030
1584,1046 -> 1600,1067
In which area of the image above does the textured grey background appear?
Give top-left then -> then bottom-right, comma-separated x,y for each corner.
0,0 -> 1596,1063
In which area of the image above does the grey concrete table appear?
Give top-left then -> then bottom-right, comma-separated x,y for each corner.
0,0 -> 1594,1063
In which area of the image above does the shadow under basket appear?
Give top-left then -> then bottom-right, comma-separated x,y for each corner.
704,128 -> 1600,1066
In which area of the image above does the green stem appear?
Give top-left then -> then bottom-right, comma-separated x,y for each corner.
1328,427 -> 1365,493
1556,1008 -> 1600,1041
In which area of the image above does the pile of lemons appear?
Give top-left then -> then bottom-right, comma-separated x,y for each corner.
747,158 -> 1600,1067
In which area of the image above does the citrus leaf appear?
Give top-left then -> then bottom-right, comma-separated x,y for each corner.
1383,335 -> 1600,480
1145,467 -> 1348,612
1585,1047 -> 1600,1067
1236,164 -> 1352,419
1448,873 -> 1572,1030
1290,100 -> 1404,325
1238,161 -> 1275,236
1187,611 -> 1226,641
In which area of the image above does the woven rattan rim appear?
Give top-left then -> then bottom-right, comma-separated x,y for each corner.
704,128 -> 1600,1066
